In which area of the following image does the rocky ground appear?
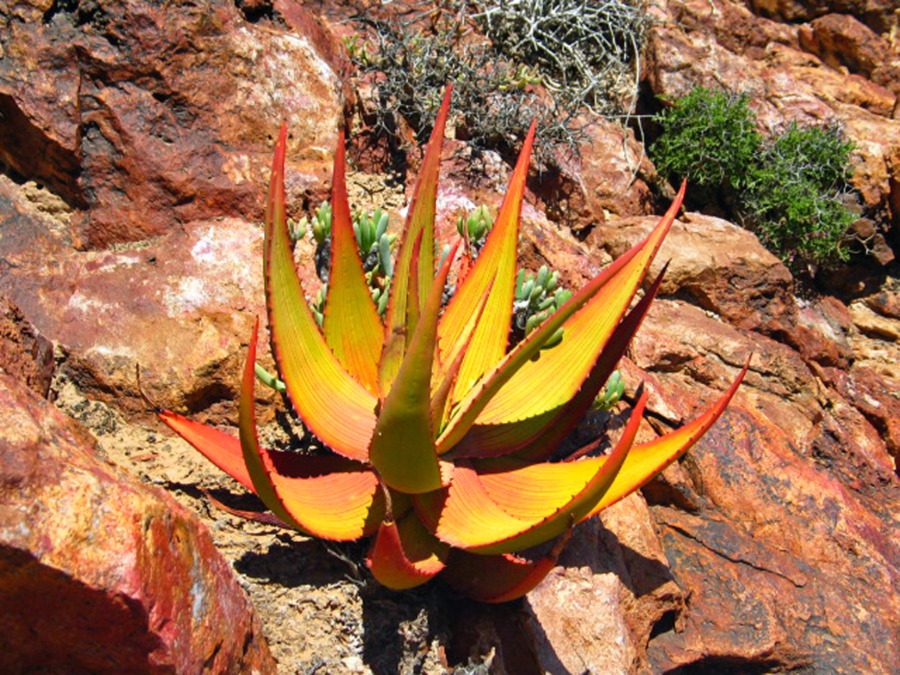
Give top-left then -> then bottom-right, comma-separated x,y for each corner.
1,0 -> 899,673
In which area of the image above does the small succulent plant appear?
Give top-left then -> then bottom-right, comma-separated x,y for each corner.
513,265 -> 572,348
593,369 -> 626,412
457,204 -> 493,255
159,88 -> 745,602
302,201 -> 396,324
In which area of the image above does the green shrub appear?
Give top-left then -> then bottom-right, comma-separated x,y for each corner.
742,123 -> 855,267
651,87 -> 856,270
650,87 -> 760,196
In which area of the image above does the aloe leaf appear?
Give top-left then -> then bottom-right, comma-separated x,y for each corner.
237,317 -> 384,540
367,510 -> 449,590
157,409 -> 256,493
435,183 -> 685,455
429,391 -> 646,554
238,316 -> 308,531
368,240 -> 461,493
451,264 -> 668,461
583,358 -> 750,519
438,122 -> 536,404
380,86 -> 452,395
323,132 -> 384,394
430,277 -> 493,432
265,123 -> 378,462
440,530 -> 571,602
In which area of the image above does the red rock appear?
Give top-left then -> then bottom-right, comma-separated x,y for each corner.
889,144 -> 900,227
0,295 -> 54,397
594,212 -> 796,335
0,177 -> 268,422
552,120 -> 657,230
0,373 -> 275,673
832,366 -> 900,464
1,0 -> 341,249
748,0 -> 898,34
801,13 -> 888,78
788,295 -> 853,368
647,406 -> 900,673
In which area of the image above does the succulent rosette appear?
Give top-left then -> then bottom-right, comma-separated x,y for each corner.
160,88 -> 746,602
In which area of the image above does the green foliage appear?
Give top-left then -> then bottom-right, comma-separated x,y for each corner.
348,0 -> 648,160
651,87 -> 760,194
742,123 -> 855,267
651,87 -> 857,270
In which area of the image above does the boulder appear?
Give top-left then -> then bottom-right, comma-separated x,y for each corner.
594,212 -> 796,335
0,176 -> 271,422
549,120 -> 658,232
0,373 -> 275,673
800,13 -> 888,79
0,0 -> 341,249
647,405 -> 900,673
830,365 -> 900,464
747,0 -> 899,35
523,495 -> 684,673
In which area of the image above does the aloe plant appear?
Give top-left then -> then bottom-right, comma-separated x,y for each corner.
159,88 -> 746,602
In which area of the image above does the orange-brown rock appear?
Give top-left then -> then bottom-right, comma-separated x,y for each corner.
0,0 -> 341,249
0,373 -> 275,673
0,295 -> 54,397
800,13 -> 888,79
0,177 -> 269,421
647,404 -> 900,673
595,212 -> 797,335
748,0 -> 898,35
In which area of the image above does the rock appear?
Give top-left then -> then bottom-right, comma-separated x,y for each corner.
0,373 -> 275,673
0,177 -> 268,422
0,295 -> 54,397
523,496 -> 684,673
800,13 -> 888,79
889,144 -> 900,227
850,299 -> 900,341
830,366 -> 900,464
647,405 -> 900,673
0,0 -> 341,249
527,289 -> 899,673
594,212 -> 796,335
549,120 -> 657,232
793,295 -> 853,368
632,298 -> 896,480
863,276 -> 900,318
748,0 -> 899,35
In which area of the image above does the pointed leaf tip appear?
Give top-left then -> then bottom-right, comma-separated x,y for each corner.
265,123 -> 378,462
323,130 -> 384,394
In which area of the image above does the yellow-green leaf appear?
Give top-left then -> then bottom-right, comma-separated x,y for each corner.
380,86 -> 452,395
368,241 -> 461,493
438,122 -> 536,404
323,132 -> 384,394
265,123 -> 378,461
